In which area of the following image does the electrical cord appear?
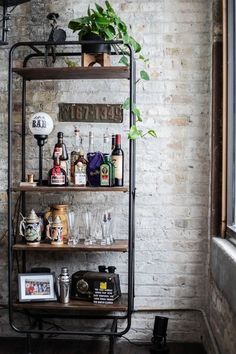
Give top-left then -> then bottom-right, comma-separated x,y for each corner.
122,336 -> 152,347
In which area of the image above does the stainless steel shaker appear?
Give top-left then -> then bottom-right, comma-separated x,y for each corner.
58,267 -> 70,303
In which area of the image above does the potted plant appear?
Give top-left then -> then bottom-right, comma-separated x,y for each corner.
68,1 -> 156,139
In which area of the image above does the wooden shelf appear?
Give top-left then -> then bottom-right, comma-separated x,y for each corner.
13,185 -> 128,193
13,295 -> 128,313
13,240 -> 128,252
13,66 -> 130,81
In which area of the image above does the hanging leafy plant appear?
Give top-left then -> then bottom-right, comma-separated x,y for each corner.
68,1 -> 156,139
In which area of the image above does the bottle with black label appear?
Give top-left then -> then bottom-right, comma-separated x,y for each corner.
52,132 -> 69,175
48,156 -> 68,186
111,134 -> 124,186
70,128 -> 81,183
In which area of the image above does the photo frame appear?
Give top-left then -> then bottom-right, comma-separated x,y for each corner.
18,273 -> 57,302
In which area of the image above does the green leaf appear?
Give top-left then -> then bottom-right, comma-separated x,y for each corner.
95,16 -> 111,26
123,97 -> 130,109
140,70 -> 150,81
128,125 -> 142,140
119,55 -> 129,66
105,1 -> 115,13
95,3 -> 104,14
103,28 -> 114,39
129,36 -> 141,53
147,129 -> 157,137
87,5 -> 91,17
132,107 -> 142,122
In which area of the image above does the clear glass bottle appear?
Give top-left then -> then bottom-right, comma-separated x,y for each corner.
87,131 -> 95,161
103,133 -> 110,157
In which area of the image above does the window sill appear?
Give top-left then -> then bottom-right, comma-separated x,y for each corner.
211,237 -> 236,314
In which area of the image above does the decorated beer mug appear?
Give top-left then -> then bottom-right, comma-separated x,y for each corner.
19,209 -> 41,245
46,216 -> 64,245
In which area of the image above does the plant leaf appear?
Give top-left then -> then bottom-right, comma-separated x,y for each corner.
123,97 -> 130,109
140,70 -> 150,81
129,36 -> 141,53
128,125 -> 142,140
95,3 -> 104,14
132,107 -> 142,122
147,129 -> 157,137
105,1 -> 115,13
119,55 -> 129,66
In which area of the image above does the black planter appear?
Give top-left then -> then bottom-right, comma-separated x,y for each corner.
81,33 -> 111,54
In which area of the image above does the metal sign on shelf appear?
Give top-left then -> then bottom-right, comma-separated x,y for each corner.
58,103 -> 123,123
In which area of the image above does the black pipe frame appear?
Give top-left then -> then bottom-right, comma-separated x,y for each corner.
8,40 -> 136,339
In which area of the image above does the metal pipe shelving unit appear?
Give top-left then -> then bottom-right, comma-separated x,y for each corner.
7,40 -> 136,354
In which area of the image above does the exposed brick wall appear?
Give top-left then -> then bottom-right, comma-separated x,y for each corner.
0,0 -> 213,345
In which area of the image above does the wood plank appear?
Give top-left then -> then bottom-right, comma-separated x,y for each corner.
12,185 -> 128,193
13,240 -> 128,252
12,66 -> 130,80
13,295 -> 128,312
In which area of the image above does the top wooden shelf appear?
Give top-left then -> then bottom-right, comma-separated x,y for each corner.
12,66 -> 130,81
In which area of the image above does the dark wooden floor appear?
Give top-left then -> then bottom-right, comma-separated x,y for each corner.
0,338 -> 207,354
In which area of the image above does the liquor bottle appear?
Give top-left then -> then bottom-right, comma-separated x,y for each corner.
111,134 -> 116,186
74,149 -> 87,186
87,131 -> 95,161
100,155 -> 113,187
111,134 -> 124,186
53,132 -> 69,174
70,128 -> 81,182
103,133 -> 110,157
111,134 -> 116,152
48,156 -> 68,186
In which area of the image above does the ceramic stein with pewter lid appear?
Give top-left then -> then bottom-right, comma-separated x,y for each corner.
46,216 -> 64,245
19,209 -> 41,245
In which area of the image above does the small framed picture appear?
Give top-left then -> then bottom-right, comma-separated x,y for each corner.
18,273 -> 57,302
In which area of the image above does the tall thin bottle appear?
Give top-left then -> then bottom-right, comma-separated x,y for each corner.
70,128 -> 81,182
87,131 -> 95,161
111,134 -> 124,186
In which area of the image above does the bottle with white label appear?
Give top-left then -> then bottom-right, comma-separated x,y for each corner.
111,134 -> 124,186
48,156 -> 68,186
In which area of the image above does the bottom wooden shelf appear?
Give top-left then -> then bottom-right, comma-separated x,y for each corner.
13,295 -> 128,313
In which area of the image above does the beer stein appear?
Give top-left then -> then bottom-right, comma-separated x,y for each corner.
46,216 -> 64,245
19,209 -> 41,245
44,204 -> 68,243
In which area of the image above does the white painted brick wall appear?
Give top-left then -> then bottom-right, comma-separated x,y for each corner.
0,0 -> 212,345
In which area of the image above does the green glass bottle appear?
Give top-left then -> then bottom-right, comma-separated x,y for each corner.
100,155 -> 113,187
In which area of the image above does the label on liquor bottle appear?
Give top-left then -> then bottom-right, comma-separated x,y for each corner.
112,156 -> 123,179
54,147 -> 62,158
100,164 -> 109,186
75,172 -> 86,186
51,174 -> 65,185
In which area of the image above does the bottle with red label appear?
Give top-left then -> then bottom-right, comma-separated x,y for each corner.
52,132 -> 69,175
111,134 -> 124,186
48,156 -> 68,186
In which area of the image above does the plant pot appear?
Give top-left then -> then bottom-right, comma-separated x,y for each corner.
81,33 -> 111,55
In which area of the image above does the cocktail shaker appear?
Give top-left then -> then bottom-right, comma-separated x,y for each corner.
58,267 -> 70,303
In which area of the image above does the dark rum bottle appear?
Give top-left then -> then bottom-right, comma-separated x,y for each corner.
48,156 -> 68,186
53,132 -> 69,174
111,134 -> 124,186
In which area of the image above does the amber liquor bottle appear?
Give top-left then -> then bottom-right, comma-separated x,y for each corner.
48,156 -> 68,186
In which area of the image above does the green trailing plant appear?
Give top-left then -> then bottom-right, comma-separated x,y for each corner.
68,1 -> 156,139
